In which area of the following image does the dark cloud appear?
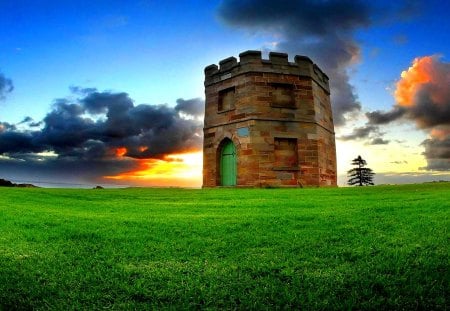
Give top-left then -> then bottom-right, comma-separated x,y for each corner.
0,89 -> 204,183
421,137 -> 450,171
369,138 -> 390,145
218,0 -> 372,34
217,0 -> 416,126
339,125 -> 379,141
366,107 -> 406,125
0,72 -> 14,100
69,86 -> 98,96
30,121 -> 43,127
0,131 -> 40,154
18,116 -> 43,127
339,124 -> 390,145
19,116 -> 33,124
408,87 -> 450,129
175,98 -> 204,118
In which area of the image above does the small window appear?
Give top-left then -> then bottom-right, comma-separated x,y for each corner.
271,83 -> 295,108
218,87 -> 235,112
274,138 -> 298,169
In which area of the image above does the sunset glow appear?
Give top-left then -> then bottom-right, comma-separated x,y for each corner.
104,151 -> 203,187
115,147 -> 127,157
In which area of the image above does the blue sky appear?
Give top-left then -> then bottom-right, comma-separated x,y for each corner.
2,1 -> 215,120
0,0 -> 449,187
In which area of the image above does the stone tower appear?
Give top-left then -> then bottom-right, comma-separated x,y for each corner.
202,50 -> 336,187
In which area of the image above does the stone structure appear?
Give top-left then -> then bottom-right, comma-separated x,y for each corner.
203,50 -> 337,187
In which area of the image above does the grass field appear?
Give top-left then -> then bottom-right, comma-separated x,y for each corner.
0,183 -> 448,310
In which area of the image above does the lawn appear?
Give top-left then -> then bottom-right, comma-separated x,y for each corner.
0,183 -> 448,309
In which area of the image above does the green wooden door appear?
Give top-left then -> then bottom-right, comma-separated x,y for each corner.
220,140 -> 237,186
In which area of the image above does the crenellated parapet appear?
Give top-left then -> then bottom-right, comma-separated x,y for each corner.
204,50 -> 329,93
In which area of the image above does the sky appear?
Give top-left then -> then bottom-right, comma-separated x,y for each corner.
0,0 -> 449,187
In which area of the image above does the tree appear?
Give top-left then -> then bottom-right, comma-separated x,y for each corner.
347,155 -> 375,186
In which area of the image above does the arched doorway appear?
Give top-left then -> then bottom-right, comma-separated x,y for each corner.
220,139 -> 237,186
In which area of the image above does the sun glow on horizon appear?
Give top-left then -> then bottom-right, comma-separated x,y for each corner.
104,151 -> 203,187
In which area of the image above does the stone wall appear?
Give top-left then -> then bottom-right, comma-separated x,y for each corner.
203,50 -> 337,187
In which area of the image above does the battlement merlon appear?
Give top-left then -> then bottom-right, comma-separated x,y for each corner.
204,50 -> 330,93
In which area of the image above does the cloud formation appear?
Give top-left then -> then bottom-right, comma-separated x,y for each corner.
174,98 -> 205,118
0,88 -> 205,183
338,124 -> 390,145
367,55 -> 450,170
369,137 -> 390,145
421,137 -> 450,171
339,125 -> 379,141
366,107 -> 406,125
0,72 -> 14,100
217,0 -> 417,126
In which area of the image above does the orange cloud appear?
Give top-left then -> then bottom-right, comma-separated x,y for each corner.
115,147 -> 127,157
395,56 -> 434,106
395,55 -> 450,109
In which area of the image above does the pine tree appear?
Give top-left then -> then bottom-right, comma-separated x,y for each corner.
347,155 -> 375,186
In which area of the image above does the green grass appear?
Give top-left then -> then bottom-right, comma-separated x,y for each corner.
0,183 -> 448,310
